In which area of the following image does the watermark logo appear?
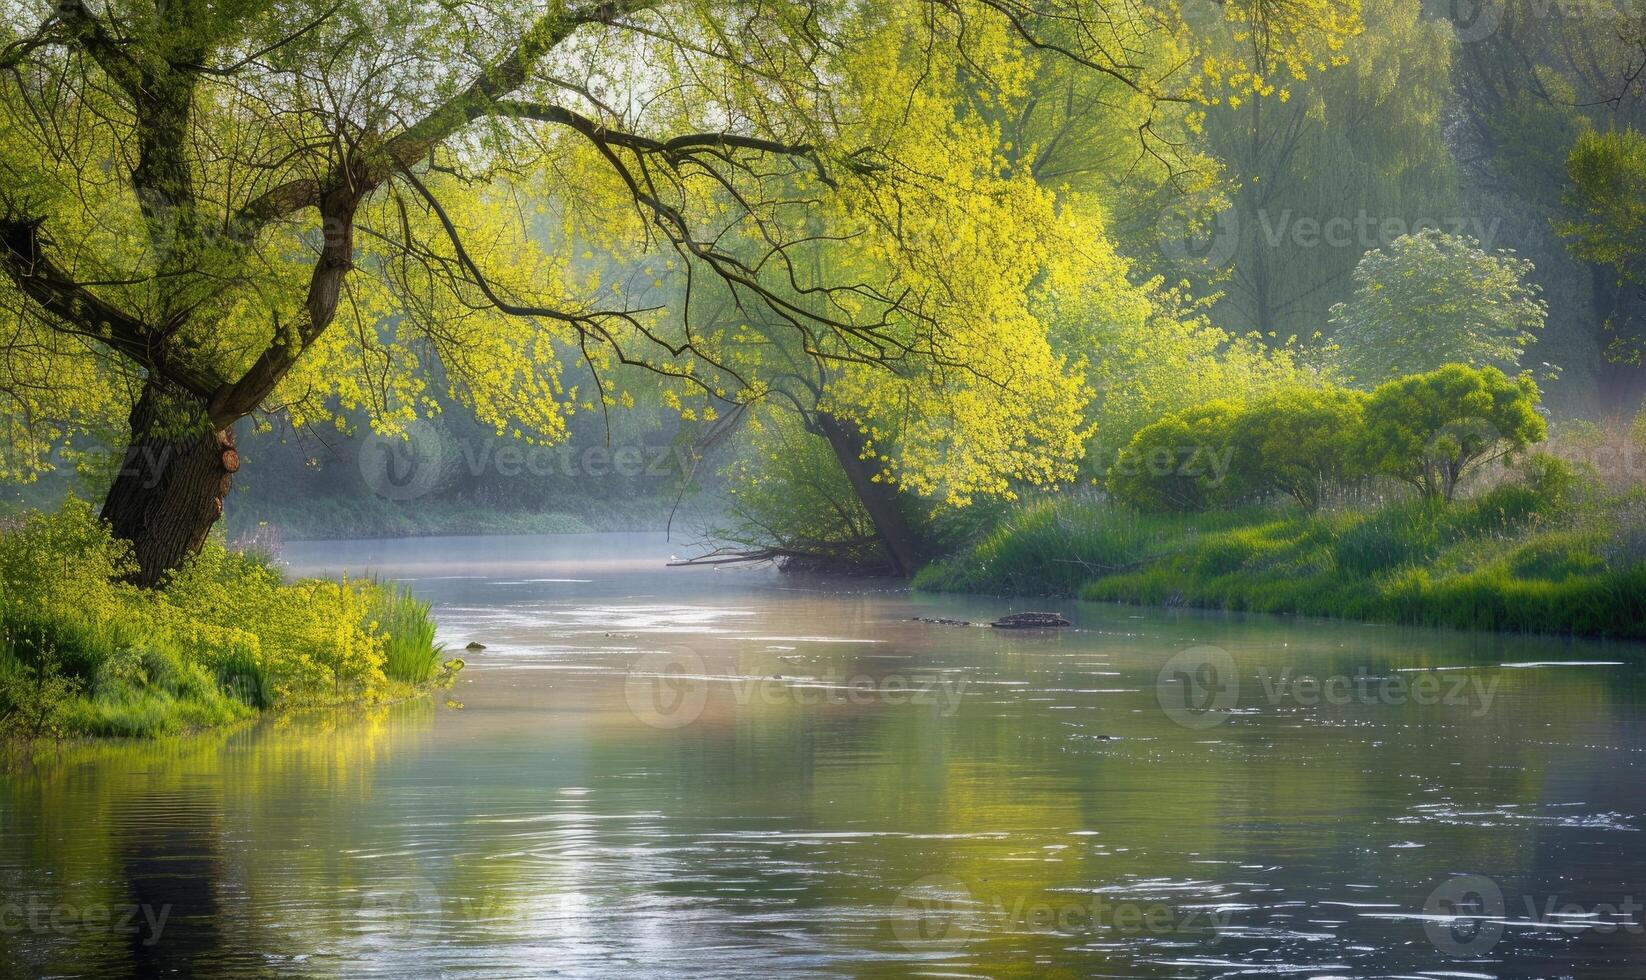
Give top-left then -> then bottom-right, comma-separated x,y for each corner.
1423,875 -> 1645,956
624,647 -> 710,729
1158,198 -> 1240,270
1157,645 -> 1240,729
0,899 -> 171,947
1255,210 -> 1503,251
1423,874 -> 1508,956
890,874 -> 978,950
1434,0 -> 1506,45
359,875 -> 443,939
621,652 -> 969,729
358,419 -> 446,502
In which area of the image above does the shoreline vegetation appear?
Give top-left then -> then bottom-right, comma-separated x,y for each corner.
912,367 -> 1646,640
0,499 -> 461,741
914,473 -> 1646,639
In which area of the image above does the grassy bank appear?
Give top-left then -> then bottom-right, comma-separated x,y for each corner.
0,500 -> 459,740
915,467 -> 1646,638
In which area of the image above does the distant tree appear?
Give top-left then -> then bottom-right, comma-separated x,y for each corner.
1328,230 -> 1546,384
1360,364 -> 1545,501
1561,129 -> 1646,409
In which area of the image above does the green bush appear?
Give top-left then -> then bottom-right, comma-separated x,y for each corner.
1106,387 -> 1369,513
1232,387 -> 1370,510
1360,364 -> 1546,501
1106,400 -> 1247,513
0,499 -> 449,739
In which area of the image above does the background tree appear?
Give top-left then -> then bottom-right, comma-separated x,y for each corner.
1561,128 -> 1646,416
1447,0 -> 1646,415
1175,0 -> 1455,342
1328,230 -> 1546,384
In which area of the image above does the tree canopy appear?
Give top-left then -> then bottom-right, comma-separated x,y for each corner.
0,0 -> 1361,580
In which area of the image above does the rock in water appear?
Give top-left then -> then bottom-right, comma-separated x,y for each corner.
465,641 -> 487,651
990,612 -> 1071,629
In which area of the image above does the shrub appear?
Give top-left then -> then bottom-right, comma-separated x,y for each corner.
1360,364 -> 1546,501
1107,387 -> 1369,513
1106,400 -> 1246,513
1233,387 -> 1370,510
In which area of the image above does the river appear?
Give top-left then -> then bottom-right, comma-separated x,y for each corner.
3,531 -> 1645,977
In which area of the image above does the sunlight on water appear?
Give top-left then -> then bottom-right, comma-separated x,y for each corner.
4,532 -> 1645,977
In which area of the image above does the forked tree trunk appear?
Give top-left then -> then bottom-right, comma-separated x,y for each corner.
100,384 -> 240,587
814,412 -> 928,577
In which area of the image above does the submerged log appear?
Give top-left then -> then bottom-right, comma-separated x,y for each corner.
990,612 -> 1072,629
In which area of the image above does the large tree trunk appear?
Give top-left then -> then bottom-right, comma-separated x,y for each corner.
814,412 -> 928,577
101,384 -> 240,587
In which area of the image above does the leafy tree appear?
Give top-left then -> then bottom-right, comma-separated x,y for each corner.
0,0 -> 1361,584
1105,385 -> 1367,513
1328,230 -> 1547,384
1447,0 -> 1646,415
1360,364 -> 1545,501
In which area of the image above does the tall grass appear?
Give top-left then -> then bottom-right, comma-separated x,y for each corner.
372,584 -> 443,684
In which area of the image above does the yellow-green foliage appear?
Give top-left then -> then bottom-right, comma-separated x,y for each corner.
1107,386 -> 1369,512
0,499 -> 440,738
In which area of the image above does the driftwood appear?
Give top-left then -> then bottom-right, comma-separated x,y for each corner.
908,612 -> 1072,629
990,612 -> 1071,629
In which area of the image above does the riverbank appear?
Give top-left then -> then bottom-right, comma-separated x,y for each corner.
914,475 -> 1646,638
0,500 -> 460,739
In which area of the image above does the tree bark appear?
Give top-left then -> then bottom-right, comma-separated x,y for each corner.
100,384 -> 240,587
814,412 -> 928,577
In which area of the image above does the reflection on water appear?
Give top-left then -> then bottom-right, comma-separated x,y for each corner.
4,532 -> 1646,977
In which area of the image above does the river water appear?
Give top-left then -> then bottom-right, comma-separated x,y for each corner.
3,531 -> 1646,978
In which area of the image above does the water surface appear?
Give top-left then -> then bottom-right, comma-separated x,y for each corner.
4,532 -> 1645,977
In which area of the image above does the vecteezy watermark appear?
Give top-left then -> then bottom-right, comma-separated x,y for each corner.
1424,874 -> 1645,957
1155,647 -> 1500,729
1157,198 -> 1240,270
357,418 -> 698,501
1255,210 -> 1503,252
1427,0 -> 1637,45
1157,646 -> 1241,729
0,899 -> 171,946
889,874 -> 1234,950
622,649 -> 968,729
1155,199 -> 1510,268
624,647 -> 713,729
1105,444 -> 1237,486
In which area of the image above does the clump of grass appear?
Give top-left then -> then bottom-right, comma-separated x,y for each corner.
371,584 -> 444,684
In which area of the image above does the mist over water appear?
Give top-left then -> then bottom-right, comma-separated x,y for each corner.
4,532 -> 1645,977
